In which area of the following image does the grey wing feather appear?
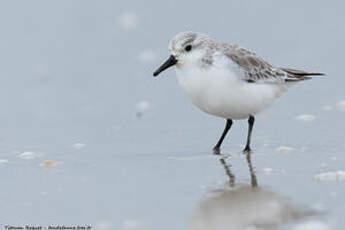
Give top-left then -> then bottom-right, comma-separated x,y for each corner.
280,68 -> 325,82
224,45 -> 324,83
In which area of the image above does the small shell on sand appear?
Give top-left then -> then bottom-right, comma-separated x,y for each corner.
276,145 -> 295,154
119,12 -> 138,30
135,101 -> 152,118
40,160 -> 57,168
295,114 -> 315,122
336,100 -> 345,111
72,143 -> 86,150
314,171 -> 345,182
322,105 -> 332,111
0,159 -> 9,165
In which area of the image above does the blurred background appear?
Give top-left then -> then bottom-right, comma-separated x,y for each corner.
0,0 -> 344,230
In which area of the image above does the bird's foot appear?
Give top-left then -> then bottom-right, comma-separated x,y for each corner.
213,146 -> 221,155
243,146 -> 252,154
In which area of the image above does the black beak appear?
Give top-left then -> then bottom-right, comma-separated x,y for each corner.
153,55 -> 177,77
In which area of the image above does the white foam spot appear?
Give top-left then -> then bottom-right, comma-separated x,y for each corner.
262,167 -> 274,174
0,159 -> 8,165
314,170 -> 345,182
122,219 -> 142,230
292,220 -> 330,230
275,145 -> 295,154
336,100 -> 345,111
320,162 -> 327,168
119,12 -> 138,30
311,202 -> 325,212
329,191 -> 338,197
295,114 -> 315,122
338,171 -> 345,180
135,101 -> 152,118
40,191 -> 47,196
245,226 -> 258,230
72,143 -> 86,150
18,151 -> 42,160
322,105 -> 332,111
138,50 -> 156,63
95,221 -> 113,230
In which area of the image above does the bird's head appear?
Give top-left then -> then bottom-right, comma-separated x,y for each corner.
153,31 -> 210,77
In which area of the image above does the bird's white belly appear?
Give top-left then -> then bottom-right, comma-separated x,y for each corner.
176,67 -> 287,120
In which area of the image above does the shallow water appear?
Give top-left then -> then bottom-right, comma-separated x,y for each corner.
0,0 -> 345,229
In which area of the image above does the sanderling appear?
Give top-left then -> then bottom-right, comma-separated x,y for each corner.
153,32 -> 324,154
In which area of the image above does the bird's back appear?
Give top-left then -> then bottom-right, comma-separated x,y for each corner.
220,43 -> 324,83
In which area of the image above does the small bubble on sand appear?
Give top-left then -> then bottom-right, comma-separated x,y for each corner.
72,143 -> 86,150
336,100 -> 345,111
119,12 -> 138,30
329,191 -> 338,197
138,50 -> 156,63
0,159 -> 8,165
95,221 -> 113,230
40,191 -> 48,196
245,227 -> 257,230
135,101 -> 152,118
275,145 -> 295,154
314,171 -> 345,182
322,105 -> 332,111
262,167 -> 274,174
311,203 -> 325,212
18,151 -> 42,160
295,114 -> 315,122
292,220 -> 330,230
320,162 -> 327,168
122,219 -> 142,229
330,156 -> 337,161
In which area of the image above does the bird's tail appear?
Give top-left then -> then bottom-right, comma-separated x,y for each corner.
281,68 -> 325,82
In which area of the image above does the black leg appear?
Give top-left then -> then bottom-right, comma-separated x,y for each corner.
244,115 -> 255,152
213,119 -> 232,154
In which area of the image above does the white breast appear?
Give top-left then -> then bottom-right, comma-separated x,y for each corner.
175,56 -> 288,120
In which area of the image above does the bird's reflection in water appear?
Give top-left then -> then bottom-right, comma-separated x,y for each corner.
190,151 -> 314,230
219,151 -> 257,188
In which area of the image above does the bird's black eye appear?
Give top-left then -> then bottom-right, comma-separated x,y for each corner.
185,45 -> 192,52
